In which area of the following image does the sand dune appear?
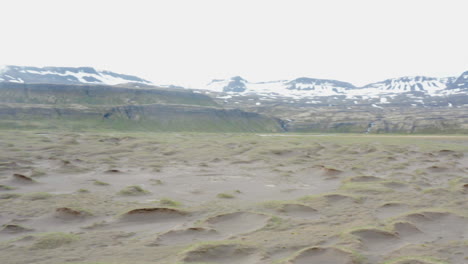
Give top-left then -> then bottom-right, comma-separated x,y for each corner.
375,203 -> 410,219
286,246 -> 360,264
205,212 -> 270,236
392,221 -> 423,237
347,175 -> 382,182
119,207 -> 189,222
11,173 -> 37,184
277,203 -> 320,219
182,243 -> 264,264
152,227 -> 222,246
401,211 -> 468,242
350,228 -> 400,253
0,224 -> 33,234
55,207 -> 92,220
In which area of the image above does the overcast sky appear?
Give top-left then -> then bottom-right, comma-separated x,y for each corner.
1,0 -> 467,87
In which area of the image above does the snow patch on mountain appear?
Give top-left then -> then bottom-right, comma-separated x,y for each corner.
206,76 -> 354,98
362,76 -> 447,94
206,74 -> 463,99
0,66 -> 152,85
0,65 -> 7,74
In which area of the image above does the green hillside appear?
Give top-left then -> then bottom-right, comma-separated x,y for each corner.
0,83 -> 284,132
0,83 -> 218,107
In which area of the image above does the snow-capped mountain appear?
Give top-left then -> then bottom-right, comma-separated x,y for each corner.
207,76 -> 249,93
204,74 -> 464,99
285,77 -> 355,91
0,65 -> 152,85
205,76 -> 356,98
361,76 -> 451,93
1,65 -> 466,100
448,71 -> 468,90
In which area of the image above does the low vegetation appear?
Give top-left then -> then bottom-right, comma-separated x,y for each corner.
31,232 -> 79,250
118,185 -> 150,196
216,193 -> 235,199
0,131 -> 467,264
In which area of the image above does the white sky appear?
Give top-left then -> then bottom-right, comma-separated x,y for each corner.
1,0 -> 467,87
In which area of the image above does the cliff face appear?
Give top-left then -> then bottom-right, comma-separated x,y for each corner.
220,92 -> 468,134
103,104 -> 283,132
282,107 -> 468,134
1,82 -> 466,134
0,83 -> 284,132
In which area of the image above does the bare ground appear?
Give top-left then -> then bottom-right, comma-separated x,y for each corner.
0,131 -> 467,264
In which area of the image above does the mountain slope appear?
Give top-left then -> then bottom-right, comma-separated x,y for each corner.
203,74 -> 463,99
0,103 -> 283,132
205,76 -> 355,97
0,65 -> 151,85
0,82 -> 283,132
448,71 -> 468,90
0,82 -> 217,107
1,65 -> 464,99
361,76 -> 450,92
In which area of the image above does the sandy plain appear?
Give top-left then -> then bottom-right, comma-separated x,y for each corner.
0,131 -> 467,264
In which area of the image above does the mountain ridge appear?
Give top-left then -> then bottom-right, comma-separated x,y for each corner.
1,66 -> 467,133
449,70 -> 468,90
203,74 -> 464,98
0,65 -> 151,86
1,65 -> 467,99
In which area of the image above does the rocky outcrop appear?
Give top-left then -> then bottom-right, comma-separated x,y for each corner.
282,106 -> 468,133
448,71 -> 468,90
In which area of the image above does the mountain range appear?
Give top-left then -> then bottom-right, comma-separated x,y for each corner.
1,65 -> 468,133
1,65 -> 467,99
204,74 -> 467,99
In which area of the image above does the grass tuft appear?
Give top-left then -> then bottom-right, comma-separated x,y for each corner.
382,256 -> 449,264
0,184 -> 15,190
93,180 -> 110,186
118,185 -> 150,196
216,193 -> 235,199
22,192 -> 53,201
0,193 -> 21,199
31,232 -> 79,250
159,198 -> 182,207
